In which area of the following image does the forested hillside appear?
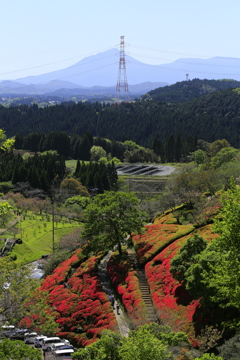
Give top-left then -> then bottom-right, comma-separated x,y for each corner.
1,80 -> 240,148
144,78 -> 240,103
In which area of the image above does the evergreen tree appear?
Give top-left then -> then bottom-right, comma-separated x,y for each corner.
165,134 -> 175,162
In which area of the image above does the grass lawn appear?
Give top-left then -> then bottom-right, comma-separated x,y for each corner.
4,213 -> 81,264
65,159 -> 78,170
65,159 -> 90,170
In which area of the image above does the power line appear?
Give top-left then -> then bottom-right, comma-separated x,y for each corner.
1,41 -> 240,80
127,50 -> 240,69
0,45 -> 118,76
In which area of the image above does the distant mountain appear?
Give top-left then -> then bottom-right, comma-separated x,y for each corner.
46,82 -> 166,97
1,49 -> 240,94
14,52 -> 240,86
143,79 -> 240,103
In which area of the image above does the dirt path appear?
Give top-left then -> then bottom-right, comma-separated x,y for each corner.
98,252 -> 130,337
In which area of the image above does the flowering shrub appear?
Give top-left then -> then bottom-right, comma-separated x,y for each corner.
133,222 -> 195,264
154,212 -> 178,224
145,225 -> 219,342
41,250 -> 83,292
107,252 -> 148,327
36,250 -> 118,346
145,235 -> 199,341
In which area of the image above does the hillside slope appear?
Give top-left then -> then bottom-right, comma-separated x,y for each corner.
143,78 -> 240,103
2,85 -> 240,147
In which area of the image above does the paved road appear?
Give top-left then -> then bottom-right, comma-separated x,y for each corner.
43,350 -> 54,360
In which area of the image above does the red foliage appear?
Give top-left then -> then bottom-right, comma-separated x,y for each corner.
145,225 -> 218,342
145,236 -> 199,341
37,251 -> 118,346
107,253 -> 148,326
133,222 -> 194,264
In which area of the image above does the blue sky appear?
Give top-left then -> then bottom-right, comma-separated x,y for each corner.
1,0 -> 239,80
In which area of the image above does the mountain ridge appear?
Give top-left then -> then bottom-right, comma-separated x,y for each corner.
2,49 -> 240,92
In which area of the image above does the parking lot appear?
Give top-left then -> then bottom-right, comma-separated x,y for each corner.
43,350 -> 55,359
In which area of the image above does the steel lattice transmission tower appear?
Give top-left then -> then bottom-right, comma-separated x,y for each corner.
116,35 -> 129,99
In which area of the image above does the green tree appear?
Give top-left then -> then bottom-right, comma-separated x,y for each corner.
21,289 -> 59,336
0,339 -> 41,360
191,149 -> 207,165
209,178 -> 240,309
0,201 -> 13,227
182,179 -> 240,309
64,195 -> 91,210
210,147 -> 239,169
72,330 -> 122,360
119,326 -> 169,360
72,324 -> 192,360
90,145 -> 107,161
0,129 -> 15,153
83,191 -> 148,255
195,354 -> 223,360
170,234 -> 207,284
60,177 -> 89,200
0,258 -> 39,325
208,139 -> 230,157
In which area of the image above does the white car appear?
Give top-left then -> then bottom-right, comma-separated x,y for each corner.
54,349 -> 74,359
42,337 -> 63,352
24,332 -> 38,344
51,343 -> 74,355
34,335 -> 47,348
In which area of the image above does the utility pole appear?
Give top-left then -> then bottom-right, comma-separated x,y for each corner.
116,35 -> 129,100
51,199 -> 55,253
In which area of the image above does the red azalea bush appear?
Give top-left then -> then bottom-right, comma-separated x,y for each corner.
41,250 -> 83,292
133,222 -> 195,264
145,225 -> 219,342
107,252 -> 148,327
145,235 -> 199,341
36,250 -> 118,346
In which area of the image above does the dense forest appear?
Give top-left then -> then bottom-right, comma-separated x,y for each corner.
1,79 -> 240,148
14,131 -> 198,163
143,78 -> 240,103
0,152 -> 118,196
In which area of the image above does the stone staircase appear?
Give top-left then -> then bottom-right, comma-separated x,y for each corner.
128,251 -> 157,323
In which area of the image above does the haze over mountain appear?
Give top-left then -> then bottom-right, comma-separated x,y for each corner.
1,49 -> 240,95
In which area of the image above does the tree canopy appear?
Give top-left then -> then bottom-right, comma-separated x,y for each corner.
72,324 -> 195,360
0,258 -> 39,325
0,339 -> 41,360
82,191 -> 148,255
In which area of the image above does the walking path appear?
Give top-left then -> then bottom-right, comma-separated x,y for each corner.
127,249 -> 157,323
98,252 -> 130,337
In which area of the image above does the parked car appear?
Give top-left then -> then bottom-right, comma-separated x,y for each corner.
34,335 -> 48,348
1,325 -> 15,337
42,337 -> 63,352
51,343 -> 74,355
9,328 -> 28,340
24,332 -> 38,344
53,348 -> 74,359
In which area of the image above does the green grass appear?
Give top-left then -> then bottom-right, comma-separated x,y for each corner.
65,159 -> 90,169
4,213 -> 81,264
65,159 -> 78,169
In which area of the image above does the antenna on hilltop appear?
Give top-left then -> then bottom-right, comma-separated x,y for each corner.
116,35 -> 129,100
